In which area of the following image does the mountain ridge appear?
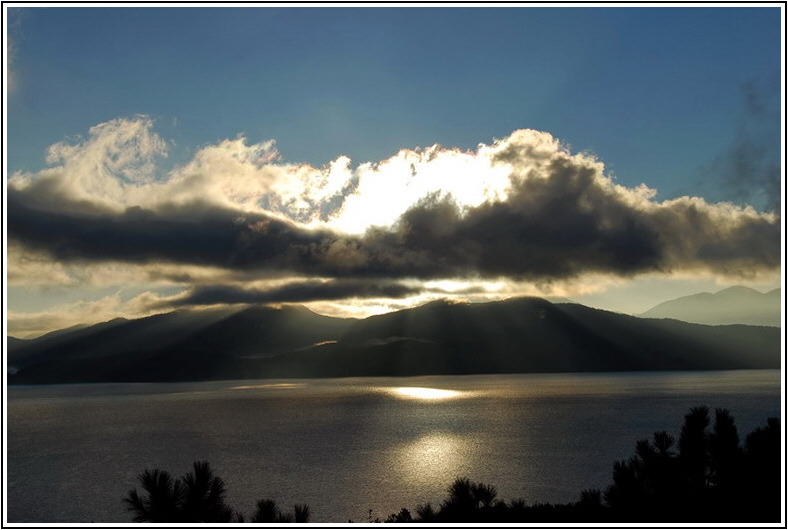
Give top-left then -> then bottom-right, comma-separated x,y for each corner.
8,297 -> 779,384
640,286 -> 781,326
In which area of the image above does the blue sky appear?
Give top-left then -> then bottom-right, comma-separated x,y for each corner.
8,7 -> 781,202
5,6 -> 783,336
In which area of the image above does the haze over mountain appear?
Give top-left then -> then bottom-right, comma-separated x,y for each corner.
7,298 -> 779,384
641,286 -> 781,326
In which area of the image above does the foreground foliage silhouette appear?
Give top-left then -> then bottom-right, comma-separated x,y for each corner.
123,461 -> 309,523
384,407 -> 780,522
124,407 -> 778,522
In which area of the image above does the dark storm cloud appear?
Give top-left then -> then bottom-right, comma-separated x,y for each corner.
6,186 -> 433,278
648,200 -> 781,274
6,188 -> 332,273
7,139 -> 780,284
162,279 -> 423,307
377,158 -> 664,279
365,157 -> 780,280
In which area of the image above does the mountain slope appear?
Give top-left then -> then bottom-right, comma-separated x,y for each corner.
6,336 -> 29,353
641,286 -> 781,326
249,298 -> 778,378
8,298 -> 780,384
7,305 -> 355,381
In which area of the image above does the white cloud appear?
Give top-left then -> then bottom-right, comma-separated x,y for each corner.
6,242 -> 79,287
0,117 -> 608,234
164,136 -> 280,209
11,115 -> 776,238
10,117 -> 168,213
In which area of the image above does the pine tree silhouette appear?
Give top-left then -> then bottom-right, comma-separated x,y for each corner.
123,469 -> 184,523
123,461 -> 309,523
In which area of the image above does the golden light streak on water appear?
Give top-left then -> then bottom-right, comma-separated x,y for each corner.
229,383 -> 305,390
388,387 -> 465,400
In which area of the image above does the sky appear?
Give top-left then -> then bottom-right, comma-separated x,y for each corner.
4,5 -> 784,338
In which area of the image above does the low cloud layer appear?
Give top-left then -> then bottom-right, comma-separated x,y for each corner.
7,117 -> 781,311
163,279 -> 424,308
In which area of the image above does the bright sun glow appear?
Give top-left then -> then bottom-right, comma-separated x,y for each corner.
390,387 -> 464,400
324,146 -> 512,234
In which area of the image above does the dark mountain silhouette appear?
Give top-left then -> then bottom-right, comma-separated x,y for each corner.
7,305 -> 354,382
7,336 -> 29,353
248,298 -> 779,378
8,312 -> 214,373
640,286 -> 781,326
8,297 -> 780,384
27,322 -> 92,341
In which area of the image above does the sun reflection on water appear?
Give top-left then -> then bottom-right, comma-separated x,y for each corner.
391,432 -> 474,486
229,383 -> 305,390
387,387 -> 465,400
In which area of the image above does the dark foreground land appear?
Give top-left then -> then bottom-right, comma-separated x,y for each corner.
124,406 -> 780,523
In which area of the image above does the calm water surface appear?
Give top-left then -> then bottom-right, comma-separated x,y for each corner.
6,370 -> 781,522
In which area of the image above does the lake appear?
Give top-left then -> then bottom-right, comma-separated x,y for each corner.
5,370 -> 781,523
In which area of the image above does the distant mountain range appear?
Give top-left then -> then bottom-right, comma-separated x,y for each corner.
6,297 -> 780,384
641,286 -> 781,326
